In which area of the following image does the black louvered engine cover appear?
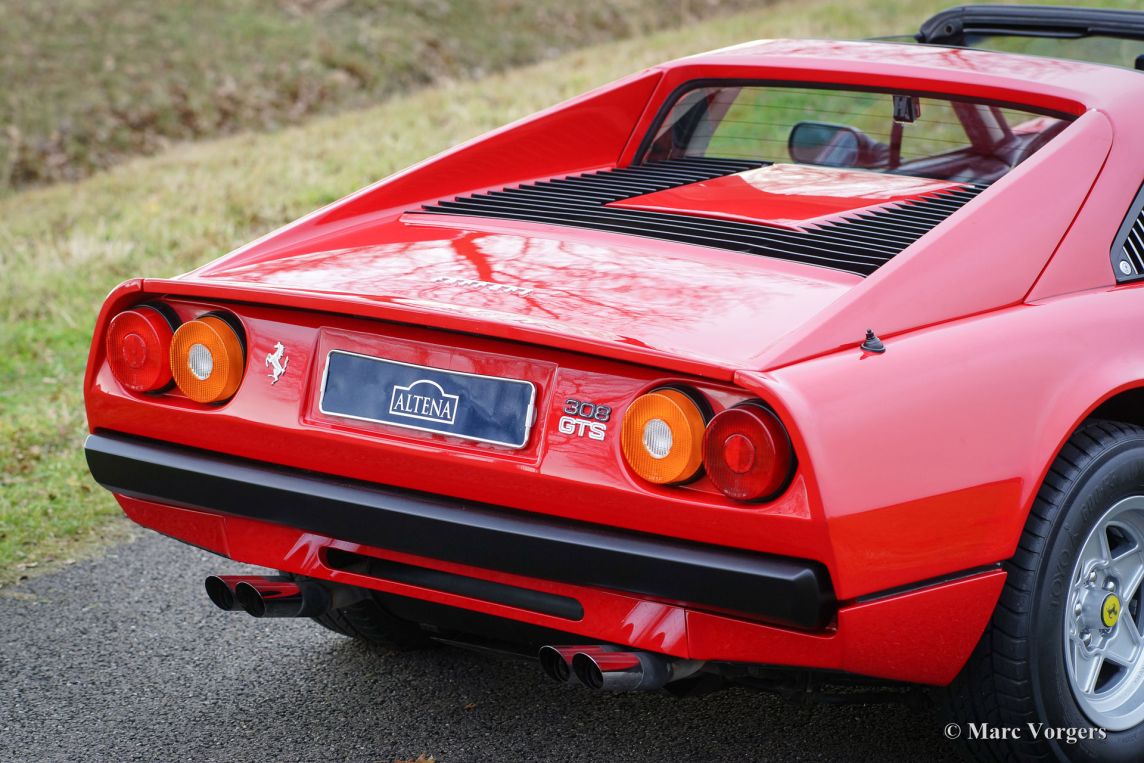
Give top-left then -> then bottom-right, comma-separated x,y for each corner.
415,158 -> 986,277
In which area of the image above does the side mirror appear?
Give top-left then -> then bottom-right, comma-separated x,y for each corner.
788,122 -> 867,167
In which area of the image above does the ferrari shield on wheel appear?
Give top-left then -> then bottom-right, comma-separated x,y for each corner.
1064,496 -> 1144,731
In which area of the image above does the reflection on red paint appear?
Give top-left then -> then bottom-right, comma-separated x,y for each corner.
194,224 -> 857,368
619,601 -> 688,653
611,164 -> 963,228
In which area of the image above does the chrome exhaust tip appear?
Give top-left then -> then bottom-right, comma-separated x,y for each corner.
538,646 -> 579,683
570,648 -> 705,692
572,650 -> 652,691
234,579 -> 330,618
204,575 -> 287,611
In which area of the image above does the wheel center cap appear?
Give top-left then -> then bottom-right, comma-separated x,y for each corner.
1102,593 -> 1122,628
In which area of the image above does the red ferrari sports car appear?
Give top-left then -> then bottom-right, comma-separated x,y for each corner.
85,4 -> 1144,760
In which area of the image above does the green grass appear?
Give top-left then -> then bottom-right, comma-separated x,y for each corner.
0,0 -> 759,193
0,0 -> 1136,582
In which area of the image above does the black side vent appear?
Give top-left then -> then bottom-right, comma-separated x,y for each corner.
415,159 -> 987,276
1113,183 -> 1144,282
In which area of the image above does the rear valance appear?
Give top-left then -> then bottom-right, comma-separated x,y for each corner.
86,432 -> 836,630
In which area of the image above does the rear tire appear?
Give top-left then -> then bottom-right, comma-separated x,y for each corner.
943,420 -> 1144,762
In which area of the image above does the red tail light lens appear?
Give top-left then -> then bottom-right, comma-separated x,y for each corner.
703,402 -> 794,502
105,306 -> 176,392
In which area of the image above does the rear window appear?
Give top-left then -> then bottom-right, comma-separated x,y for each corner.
642,84 -> 1073,185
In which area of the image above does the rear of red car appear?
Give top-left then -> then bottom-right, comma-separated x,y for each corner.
84,276 -> 841,652
83,37 -> 1129,695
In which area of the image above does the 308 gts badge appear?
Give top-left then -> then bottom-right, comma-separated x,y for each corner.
558,398 -> 610,441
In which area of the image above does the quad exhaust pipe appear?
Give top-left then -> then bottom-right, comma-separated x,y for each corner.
539,644 -> 703,692
209,576 -> 701,691
205,575 -> 331,618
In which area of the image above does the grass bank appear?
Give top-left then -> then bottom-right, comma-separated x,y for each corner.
0,0 -> 757,193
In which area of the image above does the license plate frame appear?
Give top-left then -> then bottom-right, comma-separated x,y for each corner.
318,350 -> 537,449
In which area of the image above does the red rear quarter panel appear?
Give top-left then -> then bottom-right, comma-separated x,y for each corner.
741,285 -> 1144,600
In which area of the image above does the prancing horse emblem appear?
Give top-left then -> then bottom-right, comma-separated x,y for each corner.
265,342 -> 289,384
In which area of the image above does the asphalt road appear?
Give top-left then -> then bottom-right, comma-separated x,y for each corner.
0,532 -> 964,763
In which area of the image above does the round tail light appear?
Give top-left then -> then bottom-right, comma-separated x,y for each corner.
703,401 -> 794,502
621,388 -> 707,485
105,306 -> 176,392
169,315 -> 245,403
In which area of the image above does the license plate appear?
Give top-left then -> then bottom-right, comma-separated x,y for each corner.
318,351 -> 536,449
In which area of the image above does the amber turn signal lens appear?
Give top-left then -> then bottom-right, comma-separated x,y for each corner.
621,388 -> 707,484
169,315 -> 245,403
105,306 -> 175,392
703,401 -> 794,502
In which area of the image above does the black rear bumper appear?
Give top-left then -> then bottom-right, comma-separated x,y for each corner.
85,432 -> 835,629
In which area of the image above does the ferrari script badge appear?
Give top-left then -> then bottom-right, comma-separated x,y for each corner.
265,342 -> 289,384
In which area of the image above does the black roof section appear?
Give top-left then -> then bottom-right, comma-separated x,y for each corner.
918,4 -> 1144,46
